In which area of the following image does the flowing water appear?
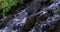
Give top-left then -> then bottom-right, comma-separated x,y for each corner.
0,0 -> 60,32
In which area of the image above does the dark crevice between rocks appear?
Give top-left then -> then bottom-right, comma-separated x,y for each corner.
0,9 -> 3,19
41,0 -> 53,8
20,16 -> 37,32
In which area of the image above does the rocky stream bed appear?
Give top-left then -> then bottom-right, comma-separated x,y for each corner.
0,0 -> 60,32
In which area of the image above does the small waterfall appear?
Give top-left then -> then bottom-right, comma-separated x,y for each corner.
0,9 -> 28,32
0,0 -> 60,32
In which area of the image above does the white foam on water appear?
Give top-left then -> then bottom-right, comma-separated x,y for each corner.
29,28 -> 35,32
16,17 -> 27,26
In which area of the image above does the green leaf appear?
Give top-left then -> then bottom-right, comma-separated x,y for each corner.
54,7 -> 60,14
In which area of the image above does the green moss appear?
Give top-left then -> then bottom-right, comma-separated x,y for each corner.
0,0 -> 23,16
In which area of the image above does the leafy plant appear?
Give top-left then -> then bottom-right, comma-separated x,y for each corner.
0,0 -> 23,16
54,7 -> 60,14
